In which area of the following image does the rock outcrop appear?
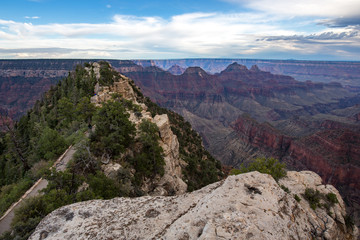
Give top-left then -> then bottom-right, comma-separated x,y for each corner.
167,64 -> 186,75
149,114 -> 187,195
29,171 -> 358,240
88,63 -> 187,196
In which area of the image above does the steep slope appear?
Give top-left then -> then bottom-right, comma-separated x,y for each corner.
29,171 -> 358,240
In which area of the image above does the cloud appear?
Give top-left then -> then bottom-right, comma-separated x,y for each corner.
25,16 -> 40,19
106,4 -> 111,8
224,0 -> 360,18
0,11 -> 359,60
261,31 -> 359,42
318,17 -> 360,28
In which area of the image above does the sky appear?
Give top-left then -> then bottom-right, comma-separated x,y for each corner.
0,0 -> 359,60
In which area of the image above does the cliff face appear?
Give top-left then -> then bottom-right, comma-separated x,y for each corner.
0,60 -> 85,122
29,171 -> 358,240
0,76 -> 58,121
232,115 -> 360,224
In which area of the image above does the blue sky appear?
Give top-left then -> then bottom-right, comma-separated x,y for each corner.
0,0 -> 359,60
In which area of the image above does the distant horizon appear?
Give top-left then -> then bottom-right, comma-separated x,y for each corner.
1,0 -> 359,61
1,57 -> 360,63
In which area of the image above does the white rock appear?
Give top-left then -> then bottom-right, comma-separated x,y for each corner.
142,114 -> 187,195
29,171 -> 358,240
101,163 -> 122,179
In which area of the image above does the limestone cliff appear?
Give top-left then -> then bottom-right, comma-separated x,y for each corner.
29,171 -> 358,240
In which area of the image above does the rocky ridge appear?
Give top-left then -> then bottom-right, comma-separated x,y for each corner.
29,171 -> 358,240
88,62 -> 187,196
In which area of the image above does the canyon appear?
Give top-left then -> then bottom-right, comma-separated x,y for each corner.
1,59 -> 360,226
121,62 -> 360,227
134,59 -> 360,86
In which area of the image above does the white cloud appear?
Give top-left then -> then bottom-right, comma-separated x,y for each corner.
225,0 -> 360,18
106,4 -> 111,8
0,11 -> 359,60
25,16 -> 40,19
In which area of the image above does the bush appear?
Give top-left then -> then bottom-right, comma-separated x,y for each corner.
132,120 -> 165,180
280,185 -> 290,193
304,188 -> 321,210
230,157 -> 286,181
294,194 -> 301,202
0,178 -> 34,216
29,160 -> 49,180
326,192 -> 338,204
91,100 -> 136,157
87,171 -> 122,199
345,214 -> 355,230
10,196 -> 47,240
36,127 -> 67,160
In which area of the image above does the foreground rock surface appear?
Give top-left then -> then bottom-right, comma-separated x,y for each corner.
30,171 -> 357,240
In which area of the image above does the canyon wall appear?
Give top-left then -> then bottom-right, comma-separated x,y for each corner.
134,59 -> 360,86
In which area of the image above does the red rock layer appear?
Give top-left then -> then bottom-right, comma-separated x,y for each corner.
232,115 -> 360,210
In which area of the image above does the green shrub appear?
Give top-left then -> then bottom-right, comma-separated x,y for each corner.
91,100 -> 136,157
304,188 -> 321,210
87,171 -> 122,199
326,192 -> 338,204
10,196 -> 47,240
230,157 -> 286,181
29,160 -> 50,180
36,127 -> 67,160
345,214 -> 355,230
132,120 -> 165,180
0,178 -> 34,216
280,185 -> 290,193
294,194 -> 301,202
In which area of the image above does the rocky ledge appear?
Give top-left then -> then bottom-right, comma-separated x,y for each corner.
30,171 -> 357,240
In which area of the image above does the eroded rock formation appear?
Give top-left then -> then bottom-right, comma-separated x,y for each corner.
88,63 -> 187,196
